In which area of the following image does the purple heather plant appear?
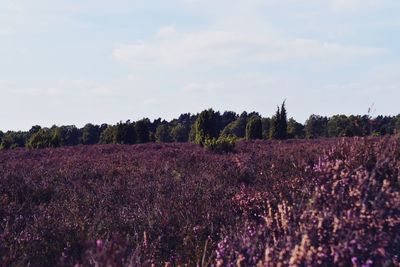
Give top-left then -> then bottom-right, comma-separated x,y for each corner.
0,137 -> 398,266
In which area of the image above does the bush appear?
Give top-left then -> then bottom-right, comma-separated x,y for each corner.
203,135 -> 236,153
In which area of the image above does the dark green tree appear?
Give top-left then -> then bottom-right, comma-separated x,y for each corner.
221,117 -> 247,138
246,116 -> 263,140
277,101 -> 288,140
155,124 -> 172,143
195,109 -> 218,146
218,111 -> 238,133
99,126 -> 116,144
188,124 -> 196,142
28,125 -> 42,137
135,119 -> 150,143
0,131 -> 27,149
305,115 -> 328,139
395,115 -> 400,134
269,108 -> 280,140
261,118 -> 271,139
327,115 -> 349,137
54,126 -> 80,146
170,123 -> 188,142
81,123 -> 101,145
50,126 -> 61,147
115,121 -> 136,144
287,118 -> 305,139
27,129 -> 53,149
0,134 -> 13,150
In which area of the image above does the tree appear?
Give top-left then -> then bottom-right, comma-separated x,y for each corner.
327,115 -> 350,137
155,124 -> 172,143
54,126 -> 80,146
99,126 -> 116,144
135,119 -> 150,143
28,125 -> 42,137
261,118 -> 271,139
188,124 -> 196,142
27,129 -> 53,149
246,116 -> 262,140
0,131 -> 27,149
221,117 -> 247,138
115,121 -> 136,144
269,107 -> 280,140
287,118 -> 304,139
277,101 -> 288,140
170,123 -> 188,142
305,115 -> 328,139
195,109 -> 218,146
0,134 -> 13,150
81,123 -> 101,145
50,126 -> 61,147
395,115 -> 400,134
217,111 -> 238,134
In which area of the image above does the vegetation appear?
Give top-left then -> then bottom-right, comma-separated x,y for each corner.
194,109 -> 219,146
203,135 -> 237,153
0,137 -> 399,266
0,102 -> 399,150
245,116 -> 262,140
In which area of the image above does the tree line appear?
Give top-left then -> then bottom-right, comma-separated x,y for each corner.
1,102 -> 399,150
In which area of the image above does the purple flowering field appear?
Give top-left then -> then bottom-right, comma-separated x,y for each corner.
0,137 -> 399,266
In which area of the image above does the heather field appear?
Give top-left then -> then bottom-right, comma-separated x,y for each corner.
0,137 -> 399,266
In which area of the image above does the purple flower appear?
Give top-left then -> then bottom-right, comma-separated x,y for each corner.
96,239 -> 103,249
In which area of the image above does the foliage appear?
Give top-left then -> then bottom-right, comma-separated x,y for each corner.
305,114 -> 329,139
203,135 -> 237,153
221,117 -> 247,138
269,101 -> 288,140
27,129 -> 54,149
54,126 -> 81,146
155,124 -> 173,143
135,119 -> 150,144
245,116 -> 262,140
170,123 -> 188,142
81,123 -> 101,145
0,131 -> 27,150
287,117 -> 305,139
1,104 -> 400,150
277,100 -> 288,139
217,111 -> 238,133
188,124 -> 196,142
195,109 -> 218,146
261,118 -> 271,139
115,121 -> 136,144
99,125 -> 116,144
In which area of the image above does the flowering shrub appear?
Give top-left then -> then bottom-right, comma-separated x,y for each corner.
0,137 -> 398,266
215,137 -> 400,266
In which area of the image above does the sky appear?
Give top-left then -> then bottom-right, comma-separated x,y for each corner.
0,0 -> 399,131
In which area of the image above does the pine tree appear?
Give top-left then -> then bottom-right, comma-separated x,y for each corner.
269,107 -> 280,140
278,100 -> 288,140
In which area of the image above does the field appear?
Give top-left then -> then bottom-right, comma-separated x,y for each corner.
0,137 -> 399,266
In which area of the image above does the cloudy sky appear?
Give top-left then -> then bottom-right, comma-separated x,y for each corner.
0,0 -> 399,131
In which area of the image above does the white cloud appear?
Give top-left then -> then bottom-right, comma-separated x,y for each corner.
0,79 -> 119,98
113,27 -> 383,70
330,0 -> 381,10
156,25 -> 177,39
